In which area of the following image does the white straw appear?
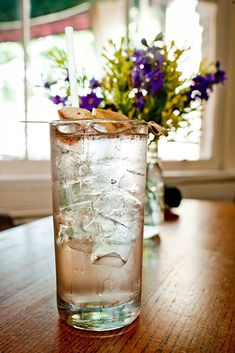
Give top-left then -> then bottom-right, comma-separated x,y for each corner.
65,26 -> 79,107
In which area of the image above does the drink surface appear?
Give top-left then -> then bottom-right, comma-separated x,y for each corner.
50,123 -> 147,325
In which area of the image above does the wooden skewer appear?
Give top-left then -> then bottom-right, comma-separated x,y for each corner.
20,120 -> 85,124
20,120 -> 49,123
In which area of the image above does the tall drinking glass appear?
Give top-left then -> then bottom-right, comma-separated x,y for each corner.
50,118 -> 148,331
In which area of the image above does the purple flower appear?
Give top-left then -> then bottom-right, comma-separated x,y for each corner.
135,91 -> 145,111
188,74 -> 213,101
90,78 -> 101,89
187,76 -> 210,101
131,49 -> 146,64
148,68 -> 164,94
44,82 -> 50,89
214,62 -> 227,84
130,46 -> 164,95
131,59 -> 152,90
44,80 -> 58,89
50,95 -> 67,105
132,52 -> 152,73
187,61 -> 227,102
152,51 -> 165,65
79,92 -> 103,111
131,69 -> 143,89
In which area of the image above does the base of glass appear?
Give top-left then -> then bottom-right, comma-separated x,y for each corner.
58,296 -> 141,331
144,224 -> 160,239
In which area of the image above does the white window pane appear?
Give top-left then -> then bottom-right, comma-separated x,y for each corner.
163,0 -> 202,160
27,96 -> 54,160
27,124 -> 50,160
165,0 -> 202,76
27,31 -> 97,160
158,141 -> 200,161
0,42 -> 26,160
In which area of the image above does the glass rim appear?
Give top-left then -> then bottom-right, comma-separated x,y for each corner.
50,118 -> 148,126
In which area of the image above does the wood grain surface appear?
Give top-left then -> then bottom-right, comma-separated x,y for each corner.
0,199 -> 235,353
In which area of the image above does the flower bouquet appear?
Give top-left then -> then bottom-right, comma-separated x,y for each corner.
44,33 -> 226,136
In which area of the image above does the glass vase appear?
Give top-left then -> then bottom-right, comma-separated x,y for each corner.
144,140 -> 164,239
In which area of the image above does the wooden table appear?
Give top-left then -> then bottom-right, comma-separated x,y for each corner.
0,200 -> 235,353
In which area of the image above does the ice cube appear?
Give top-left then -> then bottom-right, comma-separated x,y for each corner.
56,123 -> 83,135
68,238 -> 93,253
56,152 -> 91,181
82,211 -> 102,234
86,188 -> 142,264
91,240 -> 134,267
56,223 -> 74,245
91,253 -> 126,268
93,188 -> 141,232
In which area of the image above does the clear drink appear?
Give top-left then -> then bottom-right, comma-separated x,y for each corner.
50,119 -> 148,331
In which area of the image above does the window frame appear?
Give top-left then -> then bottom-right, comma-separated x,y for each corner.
1,0 -> 230,172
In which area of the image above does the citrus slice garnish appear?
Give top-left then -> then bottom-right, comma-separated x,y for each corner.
92,108 -> 131,133
93,109 -> 128,121
58,107 -> 93,120
58,107 -> 131,134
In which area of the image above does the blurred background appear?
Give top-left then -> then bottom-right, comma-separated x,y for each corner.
0,0 -> 235,225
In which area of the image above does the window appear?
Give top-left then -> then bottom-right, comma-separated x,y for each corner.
0,0 -> 222,163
